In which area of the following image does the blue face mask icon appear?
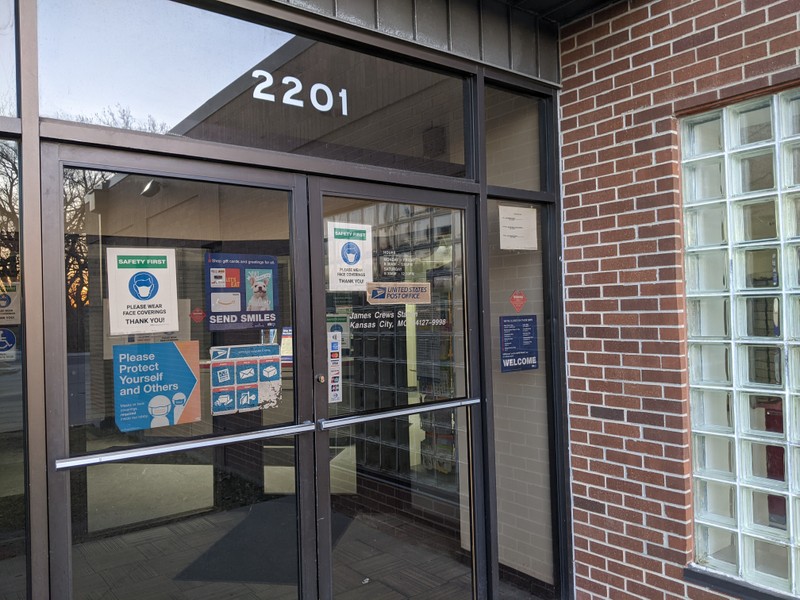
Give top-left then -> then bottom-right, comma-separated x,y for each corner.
129,272 -> 159,301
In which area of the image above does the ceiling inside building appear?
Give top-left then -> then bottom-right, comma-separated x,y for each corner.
501,0 -> 620,24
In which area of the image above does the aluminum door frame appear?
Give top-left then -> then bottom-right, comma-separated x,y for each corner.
39,143 -> 318,599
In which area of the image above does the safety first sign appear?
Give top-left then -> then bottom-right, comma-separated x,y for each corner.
327,222 -> 372,291
107,248 -> 179,336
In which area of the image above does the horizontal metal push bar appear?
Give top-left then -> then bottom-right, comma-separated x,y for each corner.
54,421 -> 316,470
318,397 -> 481,430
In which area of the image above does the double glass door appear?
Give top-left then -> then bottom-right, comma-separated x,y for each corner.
42,146 -> 480,599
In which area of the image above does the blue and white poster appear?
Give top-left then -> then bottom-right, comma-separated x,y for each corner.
499,315 -> 538,373
210,344 -> 281,415
205,253 -> 279,331
107,248 -> 179,336
327,222 -> 373,291
0,327 -> 17,361
113,341 -> 201,432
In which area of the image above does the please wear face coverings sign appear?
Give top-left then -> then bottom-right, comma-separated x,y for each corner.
106,248 -> 180,336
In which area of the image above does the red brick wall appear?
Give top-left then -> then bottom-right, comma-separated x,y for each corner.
560,1 -> 800,598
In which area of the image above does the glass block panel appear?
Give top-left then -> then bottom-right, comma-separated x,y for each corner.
696,524 -> 738,574
786,142 -> 800,188
744,394 -> 785,436
692,389 -> 733,431
784,91 -> 800,137
744,537 -> 790,591
740,296 -> 780,338
684,159 -> 725,202
684,115 -> 723,157
690,343 -> 732,386
686,203 -> 727,247
785,193 -> 800,238
735,198 -> 777,241
688,297 -> 729,338
734,150 -> 775,195
733,102 -> 773,147
738,247 -> 779,289
691,389 -> 733,430
695,434 -> 735,477
744,488 -> 788,534
686,250 -> 728,292
696,479 -> 736,525
747,441 -> 786,483
742,345 -> 783,388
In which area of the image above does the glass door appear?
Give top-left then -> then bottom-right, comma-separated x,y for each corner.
308,179 -> 482,600
41,148 -> 482,599
42,145 -> 318,599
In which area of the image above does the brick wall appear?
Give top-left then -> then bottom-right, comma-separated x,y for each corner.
559,1 -> 800,598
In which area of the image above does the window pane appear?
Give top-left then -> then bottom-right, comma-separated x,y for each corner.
486,86 -> 541,190
0,0 -> 15,117
328,407 -> 473,598
686,203 -> 727,247
744,394 -> 784,435
39,0 -> 466,177
691,389 -> 733,430
741,296 -> 780,338
689,343 -> 731,386
745,488 -> 787,533
735,150 -> 775,194
739,247 -> 779,289
71,439 -> 300,599
323,197 -> 467,417
684,159 -> 724,202
784,91 -> 800,137
0,140 -> 24,595
685,115 -> 722,157
696,480 -> 736,525
64,169 -> 295,455
686,250 -> 728,292
743,345 -> 782,388
736,198 -> 777,241
688,297 -> 729,338
696,524 -> 738,574
487,200 -> 554,592
734,102 -> 773,146
695,434 -> 735,477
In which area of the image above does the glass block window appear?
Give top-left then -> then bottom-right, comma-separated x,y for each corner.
684,87 -> 800,595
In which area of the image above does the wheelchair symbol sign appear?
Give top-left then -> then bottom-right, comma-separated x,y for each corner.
0,328 -> 17,360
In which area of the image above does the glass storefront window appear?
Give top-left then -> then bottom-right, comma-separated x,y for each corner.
63,169 -> 295,456
38,0 -> 466,177
487,200 -> 554,594
0,139 -> 24,595
684,87 -> 800,596
485,86 -> 541,190
0,0 -> 15,117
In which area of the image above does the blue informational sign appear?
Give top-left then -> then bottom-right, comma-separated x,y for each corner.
210,344 -> 282,415
499,315 -> 538,373
0,327 -> 16,361
205,253 -> 279,331
113,341 -> 200,432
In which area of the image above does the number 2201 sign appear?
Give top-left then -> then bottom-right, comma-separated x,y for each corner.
252,70 -> 348,116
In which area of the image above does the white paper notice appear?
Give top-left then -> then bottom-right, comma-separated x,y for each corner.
499,205 -> 538,250
107,248 -> 180,335
328,222 -> 373,291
